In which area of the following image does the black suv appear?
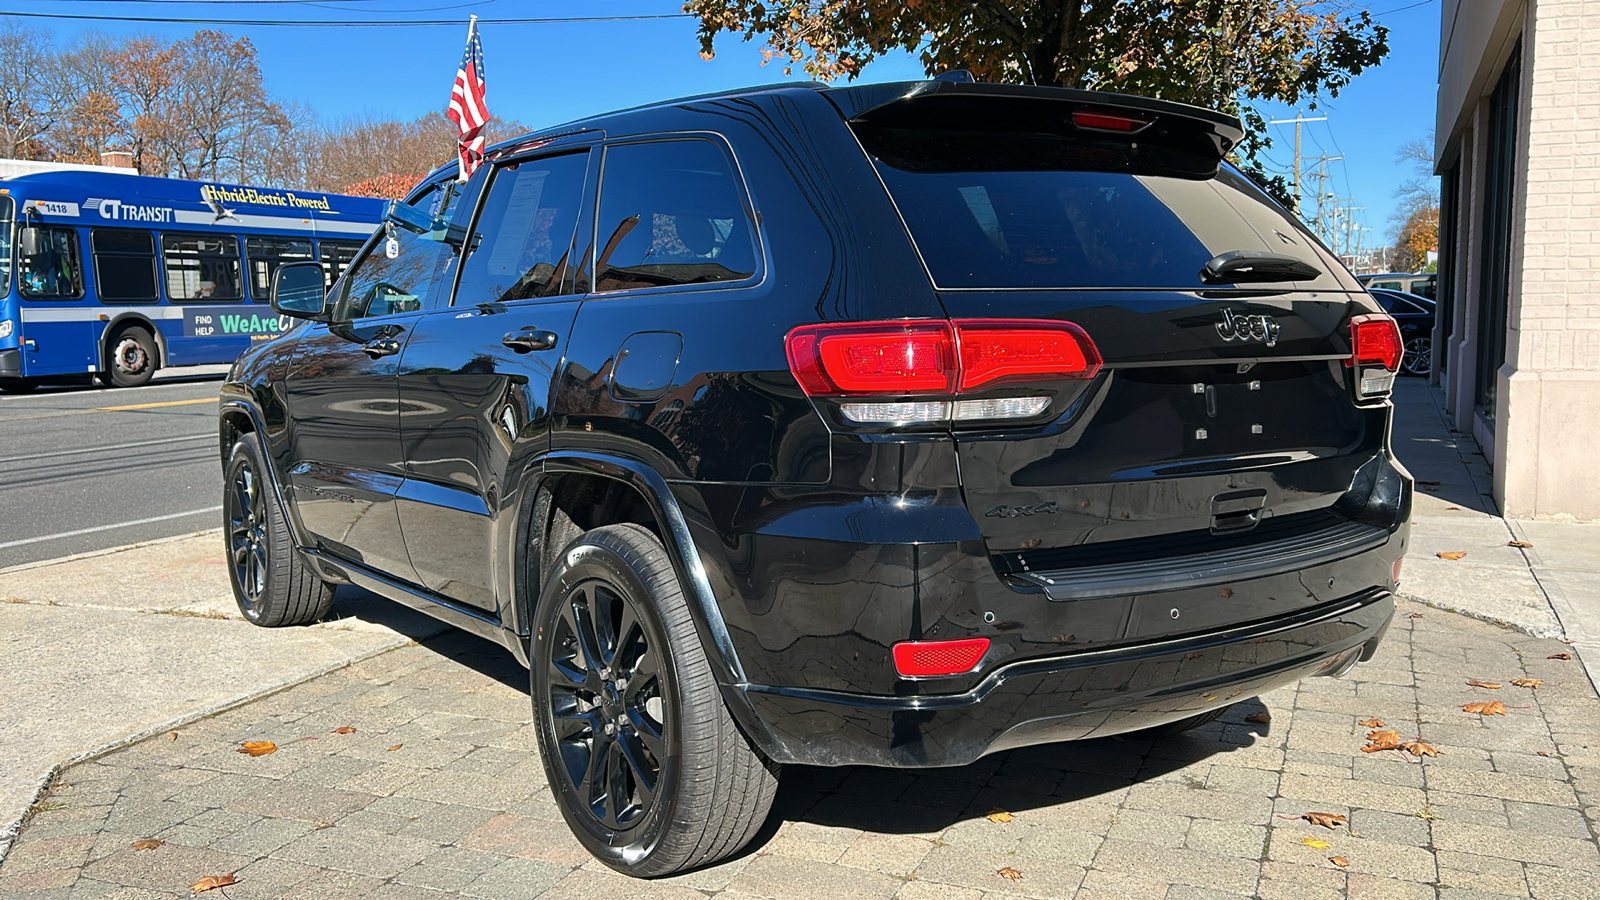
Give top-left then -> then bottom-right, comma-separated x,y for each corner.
220,79 -> 1411,877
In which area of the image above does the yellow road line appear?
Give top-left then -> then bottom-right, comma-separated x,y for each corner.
94,397 -> 219,412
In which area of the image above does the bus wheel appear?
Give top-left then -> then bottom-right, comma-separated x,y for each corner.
0,377 -> 39,394
104,326 -> 157,388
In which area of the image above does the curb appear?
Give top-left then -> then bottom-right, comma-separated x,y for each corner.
0,528 -> 223,578
0,637 -> 413,866
1394,587 -> 1565,640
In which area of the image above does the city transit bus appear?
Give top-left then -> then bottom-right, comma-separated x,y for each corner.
0,170 -> 384,392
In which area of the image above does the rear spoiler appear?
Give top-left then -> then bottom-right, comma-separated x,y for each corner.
826,81 -> 1245,165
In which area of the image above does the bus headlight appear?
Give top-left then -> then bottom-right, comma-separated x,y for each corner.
0,320 -> 12,340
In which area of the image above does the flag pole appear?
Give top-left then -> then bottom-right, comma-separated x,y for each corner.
457,14 -> 478,183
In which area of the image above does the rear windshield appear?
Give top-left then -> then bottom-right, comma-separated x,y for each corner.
859,127 -> 1357,292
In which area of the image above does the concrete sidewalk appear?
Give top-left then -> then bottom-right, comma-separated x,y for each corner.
1388,379 -> 1600,689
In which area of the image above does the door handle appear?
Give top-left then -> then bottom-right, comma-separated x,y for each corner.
503,328 -> 558,353
361,338 -> 402,359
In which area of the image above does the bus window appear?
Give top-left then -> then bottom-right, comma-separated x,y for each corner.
91,229 -> 160,303
0,196 -> 12,297
318,239 -> 363,289
163,232 -> 242,302
245,236 -> 313,302
19,225 -> 84,300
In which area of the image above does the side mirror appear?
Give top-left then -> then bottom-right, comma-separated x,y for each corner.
270,261 -> 329,320
18,225 -> 42,257
384,200 -> 435,235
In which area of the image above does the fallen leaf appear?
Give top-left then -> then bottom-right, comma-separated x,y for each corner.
167,732 -> 178,741
1303,812 -> 1347,829
386,743 -> 403,752
1358,717 -> 1386,728
1537,751 -> 1554,758
996,866 -> 1023,881
1548,653 -> 1572,660
1408,612 -> 1424,619
1362,729 -> 1400,753
1462,701 -> 1506,716
332,727 -> 356,735
189,873 -> 237,894
1220,588 -> 1233,598
1299,836 -> 1331,850
1507,540 -> 1533,548
1446,506 -> 1461,510
1510,678 -> 1541,688
237,741 -> 277,757
1415,807 -> 1442,821
1400,740 -> 1440,758
985,809 -> 1015,823
1245,712 -> 1272,724
1185,652 -> 1203,660
1466,680 -> 1502,689
132,839 -> 164,851
1329,855 -> 1350,868
1437,551 -> 1468,560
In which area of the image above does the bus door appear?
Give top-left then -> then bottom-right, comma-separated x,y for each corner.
16,220 -> 94,376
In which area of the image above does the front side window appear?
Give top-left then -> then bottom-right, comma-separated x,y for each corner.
19,225 -> 83,300
245,237 -> 313,302
454,151 -> 588,305
163,232 -> 242,302
595,140 -> 758,293
335,182 -> 464,321
317,239 -> 365,290
91,229 -> 159,303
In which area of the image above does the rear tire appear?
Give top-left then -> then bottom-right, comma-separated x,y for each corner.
224,436 -> 334,626
103,325 -> 158,387
531,523 -> 778,877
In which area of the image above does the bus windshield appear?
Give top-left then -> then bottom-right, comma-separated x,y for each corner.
0,195 -> 12,297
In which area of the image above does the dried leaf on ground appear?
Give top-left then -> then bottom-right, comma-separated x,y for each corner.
1462,701 -> 1506,716
985,809 -> 1015,823
1511,678 -> 1541,688
1437,551 -> 1468,560
132,839 -> 164,851
1408,612 -> 1424,619
1362,729 -> 1400,752
996,866 -> 1023,881
1302,812 -> 1347,829
1400,740 -> 1441,758
1299,836 -> 1331,850
1507,540 -> 1533,548
1329,855 -> 1350,868
332,727 -> 356,734
1358,717 -> 1386,728
1466,680 -> 1502,689
167,732 -> 178,741
237,741 -> 277,757
1548,653 -> 1572,660
1537,751 -> 1555,758
1245,712 -> 1272,724
386,743 -> 403,752
189,873 -> 237,893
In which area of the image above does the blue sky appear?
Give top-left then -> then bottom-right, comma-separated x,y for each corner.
13,0 -> 1442,246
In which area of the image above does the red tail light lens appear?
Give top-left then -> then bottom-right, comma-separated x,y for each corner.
893,638 -> 990,678
785,320 -> 1100,397
1349,315 -> 1403,370
1072,109 -> 1153,133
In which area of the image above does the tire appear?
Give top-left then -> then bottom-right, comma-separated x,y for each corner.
0,377 -> 38,394
1401,335 -> 1432,377
1129,705 -> 1231,739
223,436 -> 334,626
531,523 -> 779,877
103,325 -> 158,387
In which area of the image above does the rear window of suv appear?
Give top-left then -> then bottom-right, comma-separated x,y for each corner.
859,126 -> 1355,292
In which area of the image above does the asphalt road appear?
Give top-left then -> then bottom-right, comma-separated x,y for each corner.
0,366 -> 232,570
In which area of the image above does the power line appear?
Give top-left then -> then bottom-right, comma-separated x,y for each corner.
0,9 -> 690,26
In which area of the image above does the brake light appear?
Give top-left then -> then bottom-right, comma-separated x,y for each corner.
1347,314 -> 1403,399
1072,109 -> 1153,133
785,319 -> 1100,398
893,638 -> 990,678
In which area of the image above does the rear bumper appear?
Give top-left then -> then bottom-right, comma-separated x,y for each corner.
737,589 -> 1394,767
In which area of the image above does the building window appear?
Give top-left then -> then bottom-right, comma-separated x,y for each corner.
163,232 -> 242,302
1476,40 -> 1520,423
91,229 -> 160,303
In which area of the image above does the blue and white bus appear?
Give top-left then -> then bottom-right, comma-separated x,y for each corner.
0,170 -> 385,392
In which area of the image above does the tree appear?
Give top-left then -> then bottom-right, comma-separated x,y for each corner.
0,22 -> 69,159
1388,130 -> 1438,272
108,35 -> 181,174
685,0 -> 1389,200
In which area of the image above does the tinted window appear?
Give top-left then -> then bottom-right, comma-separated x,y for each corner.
245,237 -> 313,302
91,229 -> 159,303
454,152 -> 587,305
335,186 -> 463,320
864,129 -> 1347,290
19,226 -> 83,300
595,140 -> 757,292
163,232 -> 241,302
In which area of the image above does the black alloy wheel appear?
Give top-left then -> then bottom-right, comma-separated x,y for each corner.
223,437 -> 334,626
1402,335 -> 1432,377
532,523 -> 778,877
228,456 -> 270,611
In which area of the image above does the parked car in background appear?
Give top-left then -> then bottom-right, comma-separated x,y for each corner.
1358,271 -> 1436,300
219,79 -> 1413,877
1366,288 -> 1436,376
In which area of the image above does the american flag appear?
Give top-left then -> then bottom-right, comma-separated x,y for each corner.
446,16 -> 490,180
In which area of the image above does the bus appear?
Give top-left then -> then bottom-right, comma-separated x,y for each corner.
0,170 -> 385,392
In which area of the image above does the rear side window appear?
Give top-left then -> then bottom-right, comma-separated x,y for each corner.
245,237 -> 313,302
454,151 -> 588,305
163,232 -> 242,302
594,139 -> 758,292
861,127 -> 1354,291
91,229 -> 159,303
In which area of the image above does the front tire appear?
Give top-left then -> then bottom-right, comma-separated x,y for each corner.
103,325 -> 158,387
224,436 -> 334,626
531,523 -> 778,877
0,377 -> 38,394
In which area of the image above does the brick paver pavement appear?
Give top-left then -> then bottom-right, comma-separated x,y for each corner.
3,599 -> 1596,899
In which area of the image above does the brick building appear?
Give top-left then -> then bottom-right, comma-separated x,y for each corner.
1435,0 -> 1600,520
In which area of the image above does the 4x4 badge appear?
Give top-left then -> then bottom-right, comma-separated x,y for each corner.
985,501 -> 1059,519
1216,309 -> 1281,347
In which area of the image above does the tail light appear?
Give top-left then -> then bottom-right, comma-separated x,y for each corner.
893,638 -> 990,678
786,319 -> 1100,424
1071,109 -> 1153,134
1346,314 -> 1403,400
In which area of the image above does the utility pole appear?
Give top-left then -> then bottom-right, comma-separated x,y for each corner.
1269,113 -> 1326,216
1309,156 -> 1342,243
